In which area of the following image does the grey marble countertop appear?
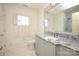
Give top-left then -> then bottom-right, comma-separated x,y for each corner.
36,34 -> 79,52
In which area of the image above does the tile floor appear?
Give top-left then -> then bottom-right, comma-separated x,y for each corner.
4,40 -> 36,56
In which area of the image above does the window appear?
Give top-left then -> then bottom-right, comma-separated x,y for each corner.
17,16 -> 29,26
44,19 -> 48,27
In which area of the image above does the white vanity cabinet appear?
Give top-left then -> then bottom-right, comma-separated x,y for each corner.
35,36 -> 56,56
56,45 -> 79,56
35,35 -> 79,56
35,36 -> 45,56
43,40 -> 56,56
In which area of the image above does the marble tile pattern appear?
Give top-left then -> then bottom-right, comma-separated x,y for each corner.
44,32 -> 79,41
39,32 -> 79,51
36,34 -> 79,56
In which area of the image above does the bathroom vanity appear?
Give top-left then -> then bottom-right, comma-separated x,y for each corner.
35,33 -> 79,56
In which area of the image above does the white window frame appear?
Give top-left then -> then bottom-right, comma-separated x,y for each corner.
17,16 -> 30,26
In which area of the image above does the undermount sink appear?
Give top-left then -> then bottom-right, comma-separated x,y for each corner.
59,40 -> 71,46
44,36 -> 71,45
44,36 -> 58,41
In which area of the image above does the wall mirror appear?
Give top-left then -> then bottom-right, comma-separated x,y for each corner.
44,3 -> 79,33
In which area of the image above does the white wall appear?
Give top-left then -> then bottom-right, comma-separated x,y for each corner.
37,8 -> 44,34
0,4 -> 6,55
44,13 -> 54,32
53,12 -> 64,32
44,12 -> 64,32
1,4 -> 44,55
72,12 -> 79,32
4,4 -> 38,39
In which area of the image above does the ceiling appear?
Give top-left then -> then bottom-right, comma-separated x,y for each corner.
23,3 -> 49,9
45,3 -> 79,14
21,3 -> 79,14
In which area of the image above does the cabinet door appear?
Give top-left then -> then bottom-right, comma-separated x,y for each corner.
35,37 -> 56,56
45,41 -> 56,56
39,39 -> 45,56
40,39 -> 56,56
35,37 -> 43,55
35,37 -> 40,55
35,37 -> 45,56
56,45 -> 79,56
